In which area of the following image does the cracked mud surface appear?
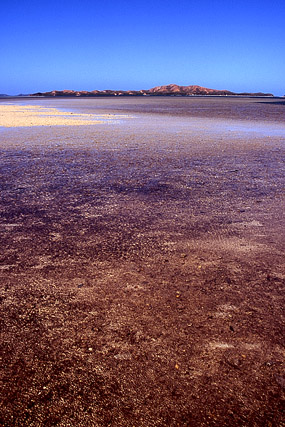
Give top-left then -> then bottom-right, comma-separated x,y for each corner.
0,98 -> 284,426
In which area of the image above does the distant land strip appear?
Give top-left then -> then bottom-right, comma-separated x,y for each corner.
30,84 -> 274,97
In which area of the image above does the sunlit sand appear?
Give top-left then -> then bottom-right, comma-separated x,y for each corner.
0,104 -> 130,127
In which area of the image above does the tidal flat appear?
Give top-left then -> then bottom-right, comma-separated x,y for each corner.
0,97 -> 284,426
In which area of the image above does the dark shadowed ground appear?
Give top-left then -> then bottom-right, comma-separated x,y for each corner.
0,98 -> 284,426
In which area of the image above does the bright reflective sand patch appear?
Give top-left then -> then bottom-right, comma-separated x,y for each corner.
0,104 -> 131,127
215,304 -> 239,318
209,342 -> 235,350
208,342 -> 262,351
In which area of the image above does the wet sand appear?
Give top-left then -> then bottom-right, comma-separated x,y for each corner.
0,98 -> 284,426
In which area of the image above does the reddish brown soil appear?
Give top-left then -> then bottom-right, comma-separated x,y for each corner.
0,102 -> 284,426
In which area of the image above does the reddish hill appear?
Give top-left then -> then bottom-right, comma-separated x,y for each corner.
148,84 -> 234,96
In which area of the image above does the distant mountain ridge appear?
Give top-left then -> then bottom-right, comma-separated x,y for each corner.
31,84 -> 274,97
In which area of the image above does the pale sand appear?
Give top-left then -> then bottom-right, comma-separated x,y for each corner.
0,104 -> 130,127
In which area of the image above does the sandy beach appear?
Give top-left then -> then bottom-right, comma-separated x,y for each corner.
0,97 -> 284,426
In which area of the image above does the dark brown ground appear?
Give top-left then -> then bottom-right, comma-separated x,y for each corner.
0,98 -> 284,426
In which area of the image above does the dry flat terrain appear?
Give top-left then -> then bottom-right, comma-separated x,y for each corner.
0,98 -> 284,426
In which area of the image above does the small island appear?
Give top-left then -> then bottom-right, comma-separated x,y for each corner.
31,84 -> 274,97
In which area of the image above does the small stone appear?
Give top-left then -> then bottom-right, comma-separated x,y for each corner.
226,357 -> 241,369
275,375 -> 285,388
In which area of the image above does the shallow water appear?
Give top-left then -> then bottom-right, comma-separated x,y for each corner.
2,96 -> 284,137
8,95 -> 284,122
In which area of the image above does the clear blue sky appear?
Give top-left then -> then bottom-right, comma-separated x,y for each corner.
1,0 -> 284,95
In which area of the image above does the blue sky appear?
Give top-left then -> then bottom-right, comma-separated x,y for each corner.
1,0 -> 284,95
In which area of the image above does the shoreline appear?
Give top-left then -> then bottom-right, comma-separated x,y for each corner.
1,94 -> 283,100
